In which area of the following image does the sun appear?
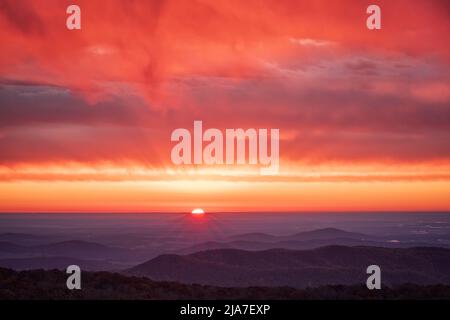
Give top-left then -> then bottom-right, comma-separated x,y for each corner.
191,208 -> 205,215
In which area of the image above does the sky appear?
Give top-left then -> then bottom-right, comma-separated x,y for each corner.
0,0 -> 449,212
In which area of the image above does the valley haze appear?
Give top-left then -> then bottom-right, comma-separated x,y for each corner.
0,212 -> 449,299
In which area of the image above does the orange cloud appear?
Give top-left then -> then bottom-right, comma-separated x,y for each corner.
0,0 -> 449,211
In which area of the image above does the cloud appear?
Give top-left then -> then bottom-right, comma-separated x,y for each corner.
289,38 -> 335,47
0,0 -> 449,169
1,1 -> 450,212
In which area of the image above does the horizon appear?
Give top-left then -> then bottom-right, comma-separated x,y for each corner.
1,210 -> 450,214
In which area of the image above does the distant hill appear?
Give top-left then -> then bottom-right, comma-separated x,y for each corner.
176,237 -> 449,255
286,228 -> 372,241
0,238 -> 168,269
0,257 -> 116,271
229,228 -> 372,243
177,228 -> 450,254
129,246 -> 450,288
34,240 -> 124,259
1,267 -> 450,300
228,232 -> 281,242
0,233 -> 57,245
0,240 -> 146,269
0,239 -> 128,260
0,241 -> 29,254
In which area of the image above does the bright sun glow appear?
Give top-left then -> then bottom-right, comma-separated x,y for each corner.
191,208 -> 205,215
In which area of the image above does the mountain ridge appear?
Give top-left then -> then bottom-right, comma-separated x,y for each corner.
129,245 -> 450,288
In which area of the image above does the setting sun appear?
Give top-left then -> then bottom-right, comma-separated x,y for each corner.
191,208 -> 205,215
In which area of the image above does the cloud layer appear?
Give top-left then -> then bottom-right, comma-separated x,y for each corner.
0,0 -> 449,211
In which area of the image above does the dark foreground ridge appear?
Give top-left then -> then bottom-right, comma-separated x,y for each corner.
1,267 -> 450,300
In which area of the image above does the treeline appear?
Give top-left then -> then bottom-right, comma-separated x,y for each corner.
1,268 -> 450,300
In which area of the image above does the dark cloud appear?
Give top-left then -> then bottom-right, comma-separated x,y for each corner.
0,0 -> 45,34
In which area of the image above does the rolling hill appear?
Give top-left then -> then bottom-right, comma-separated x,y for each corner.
0,256 -> 116,271
228,228 -> 373,242
129,246 -> 450,288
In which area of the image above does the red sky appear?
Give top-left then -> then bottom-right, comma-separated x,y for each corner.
0,0 -> 449,212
